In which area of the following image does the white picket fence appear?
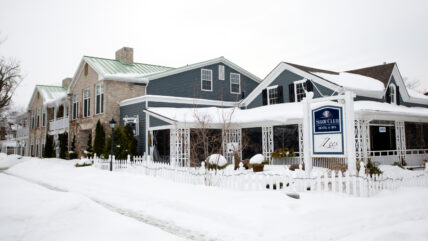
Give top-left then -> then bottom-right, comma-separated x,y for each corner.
92,155 -> 428,197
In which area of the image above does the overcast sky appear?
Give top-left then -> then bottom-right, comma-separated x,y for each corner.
1,0 -> 427,109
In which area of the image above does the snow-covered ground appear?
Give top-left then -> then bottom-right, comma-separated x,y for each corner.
1,155 -> 428,241
0,153 -> 28,169
0,174 -> 184,241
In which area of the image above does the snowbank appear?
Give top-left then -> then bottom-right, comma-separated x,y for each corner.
0,154 -> 27,169
0,174 -> 183,241
5,158 -> 428,241
249,154 -> 264,164
206,154 -> 227,166
378,165 -> 423,179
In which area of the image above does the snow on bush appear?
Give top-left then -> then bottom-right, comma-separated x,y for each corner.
75,158 -> 92,167
249,154 -> 264,164
206,154 -> 227,167
378,165 -> 420,179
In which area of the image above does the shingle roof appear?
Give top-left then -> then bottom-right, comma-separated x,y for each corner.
83,56 -> 173,77
346,63 -> 395,87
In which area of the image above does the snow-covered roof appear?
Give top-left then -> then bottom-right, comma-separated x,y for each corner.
407,89 -> 428,100
312,72 -> 385,94
27,85 -> 67,109
146,100 -> 428,127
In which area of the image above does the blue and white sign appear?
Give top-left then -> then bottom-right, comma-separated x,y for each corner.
312,106 -> 344,155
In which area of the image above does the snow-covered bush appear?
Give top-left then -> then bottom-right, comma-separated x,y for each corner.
75,158 -> 92,167
206,154 -> 228,170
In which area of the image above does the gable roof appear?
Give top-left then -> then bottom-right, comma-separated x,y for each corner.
27,85 -> 67,110
141,56 -> 262,83
285,62 -> 339,75
346,63 -> 395,87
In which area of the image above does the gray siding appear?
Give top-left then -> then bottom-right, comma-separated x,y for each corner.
247,70 -> 336,108
147,63 -> 259,102
120,101 -> 147,155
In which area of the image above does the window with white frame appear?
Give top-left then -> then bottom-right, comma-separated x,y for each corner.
36,108 -> 40,128
294,80 -> 306,102
83,89 -> 90,118
42,109 -> 46,127
389,84 -> 396,104
230,73 -> 241,94
31,112 -> 34,129
218,65 -> 225,80
123,115 -> 139,136
72,94 -> 79,120
95,83 -> 104,114
267,86 -> 279,105
201,69 -> 212,91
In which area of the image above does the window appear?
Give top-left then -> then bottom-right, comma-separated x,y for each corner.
36,138 -> 39,158
30,138 -> 34,157
123,115 -> 139,136
84,63 -> 89,76
218,65 -> 225,80
41,137 -> 45,157
31,112 -> 34,129
230,73 -> 240,94
36,108 -> 40,128
267,86 -> 279,105
83,89 -> 90,118
72,94 -> 79,120
294,80 -> 306,102
42,109 -> 46,127
201,69 -> 212,91
389,84 -> 396,104
95,83 -> 104,114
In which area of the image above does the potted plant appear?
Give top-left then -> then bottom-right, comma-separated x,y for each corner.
249,154 -> 269,172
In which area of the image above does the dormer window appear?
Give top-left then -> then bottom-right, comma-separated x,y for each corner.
388,84 -> 396,104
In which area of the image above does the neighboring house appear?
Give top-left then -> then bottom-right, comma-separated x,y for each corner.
119,56 -> 262,156
27,85 -> 68,157
144,61 -> 428,167
15,112 -> 29,156
67,47 -> 173,156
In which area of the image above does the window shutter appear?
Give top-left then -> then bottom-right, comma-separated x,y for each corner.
306,80 -> 313,92
277,85 -> 284,103
385,87 -> 391,103
241,91 -> 245,100
396,86 -> 400,105
288,84 -> 295,102
262,89 -> 267,105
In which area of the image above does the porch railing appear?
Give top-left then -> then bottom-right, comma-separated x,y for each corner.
49,117 -> 69,132
369,149 -> 427,167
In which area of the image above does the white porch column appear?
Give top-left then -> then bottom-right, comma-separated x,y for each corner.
169,128 -> 190,167
302,96 -> 312,176
354,119 -> 369,162
345,91 -> 356,174
222,128 -> 242,165
395,121 -> 406,162
262,126 -> 273,162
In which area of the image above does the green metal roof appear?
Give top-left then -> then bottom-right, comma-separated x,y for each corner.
36,85 -> 67,103
83,56 -> 174,76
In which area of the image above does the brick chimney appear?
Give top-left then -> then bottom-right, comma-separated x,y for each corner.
62,77 -> 72,89
115,47 -> 134,64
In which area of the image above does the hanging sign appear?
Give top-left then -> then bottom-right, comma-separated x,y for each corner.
312,105 -> 344,155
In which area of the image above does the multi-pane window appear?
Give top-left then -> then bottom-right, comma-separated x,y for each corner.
267,86 -> 279,105
201,69 -> 212,91
294,81 -> 306,102
36,108 -> 40,128
389,84 -> 396,104
31,112 -> 34,129
95,84 -> 104,114
42,109 -> 46,127
218,65 -> 225,80
36,138 -> 39,158
230,73 -> 240,94
72,94 -> 79,120
30,138 -> 34,157
83,89 -> 90,118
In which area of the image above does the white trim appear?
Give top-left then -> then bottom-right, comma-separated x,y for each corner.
148,125 -> 175,131
294,80 -> 306,102
240,62 -> 342,107
389,84 -> 397,105
141,57 -> 261,83
143,110 -> 176,125
201,69 -> 213,92
230,73 -> 241,94
120,95 -> 238,107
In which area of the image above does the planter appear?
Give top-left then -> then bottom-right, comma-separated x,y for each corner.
252,164 -> 264,172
